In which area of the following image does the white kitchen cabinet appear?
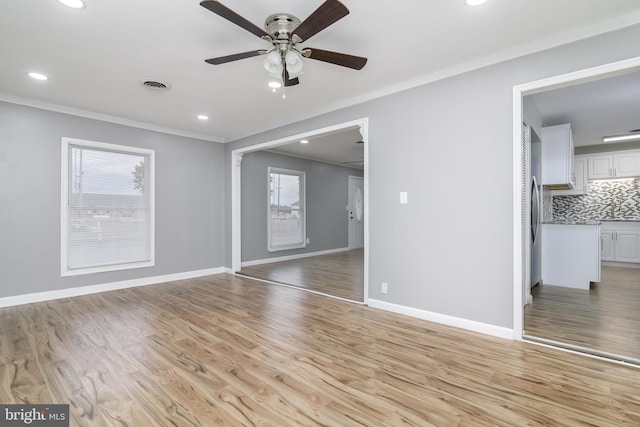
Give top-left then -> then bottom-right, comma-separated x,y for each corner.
588,150 -> 640,179
542,124 -> 575,189
541,223 -> 601,289
600,222 -> 640,265
553,155 -> 588,196
600,231 -> 614,261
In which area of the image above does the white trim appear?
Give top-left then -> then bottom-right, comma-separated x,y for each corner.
241,247 -> 350,267
602,261 -> 640,269
231,118 -> 370,304
0,93 -> 225,143
0,267 -> 226,308
368,299 -> 514,341
512,56 -> 640,341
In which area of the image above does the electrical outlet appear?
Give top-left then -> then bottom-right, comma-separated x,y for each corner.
381,282 -> 388,294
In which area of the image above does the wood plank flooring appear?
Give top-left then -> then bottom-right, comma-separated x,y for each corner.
239,249 -> 364,301
2,273 -> 640,426
524,267 -> 640,362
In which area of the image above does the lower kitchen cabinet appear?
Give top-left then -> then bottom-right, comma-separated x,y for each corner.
541,223 -> 601,289
600,222 -> 640,264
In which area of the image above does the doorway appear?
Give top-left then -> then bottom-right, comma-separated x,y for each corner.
231,118 -> 369,303
348,176 -> 364,249
513,56 -> 640,362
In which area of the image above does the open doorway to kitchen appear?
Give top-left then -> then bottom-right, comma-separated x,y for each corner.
513,57 -> 640,364
231,118 -> 368,303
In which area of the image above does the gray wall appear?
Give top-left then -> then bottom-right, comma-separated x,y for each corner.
241,150 -> 363,262
0,101 -> 226,298
226,25 -> 640,329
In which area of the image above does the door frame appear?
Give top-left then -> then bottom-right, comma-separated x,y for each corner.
231,117 -> 370,303
348,175 -> 365,249
512,56 -> 640,340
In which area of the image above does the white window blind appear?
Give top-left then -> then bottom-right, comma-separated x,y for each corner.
61,138 -> 154,276
268,168 -> 306,252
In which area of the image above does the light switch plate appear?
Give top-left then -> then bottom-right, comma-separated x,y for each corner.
400,191 -> 408,204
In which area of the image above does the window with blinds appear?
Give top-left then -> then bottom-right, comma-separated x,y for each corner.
61,138 -> 154,276
268,167 -> 306,252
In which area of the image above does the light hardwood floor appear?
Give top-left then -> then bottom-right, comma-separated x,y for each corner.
239,249 -> 364,301
524,266 -> 640,362
2,274 -> 640,426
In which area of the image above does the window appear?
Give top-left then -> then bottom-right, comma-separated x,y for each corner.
268,167 -> 305,252
61,138 -> 154,276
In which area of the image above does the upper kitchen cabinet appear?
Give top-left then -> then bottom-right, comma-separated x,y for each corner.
553,154 -> 588,196
542,124 -> 575,189
588,150 -> 640,179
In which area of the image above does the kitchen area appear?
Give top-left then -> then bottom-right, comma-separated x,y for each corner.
523,70 -> 640,363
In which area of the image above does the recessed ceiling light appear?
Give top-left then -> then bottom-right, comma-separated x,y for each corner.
197,115 -> 209,121
465,0 -> 488,5
300,140 -> 309,144
28,72 -> 48,81
58,0 -> 85,9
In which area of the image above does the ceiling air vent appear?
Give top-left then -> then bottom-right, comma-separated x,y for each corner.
141,80 -> 171,91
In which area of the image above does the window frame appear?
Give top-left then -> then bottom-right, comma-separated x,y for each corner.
267,167 -> 306,252
60,137 -> 155,276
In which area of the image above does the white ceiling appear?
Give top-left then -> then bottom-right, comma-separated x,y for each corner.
267,126 -> 364,168
1,0 -> 640,144
528,70 -> 640,147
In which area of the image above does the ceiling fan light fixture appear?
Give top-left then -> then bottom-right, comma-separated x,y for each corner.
285,50 -> 304,76
268,81 -> 282,92
263,51 -> 283,77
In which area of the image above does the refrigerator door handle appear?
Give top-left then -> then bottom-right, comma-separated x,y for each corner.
531,176 -> 541,245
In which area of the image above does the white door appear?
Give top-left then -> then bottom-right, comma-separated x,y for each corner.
348,176 -> 364,249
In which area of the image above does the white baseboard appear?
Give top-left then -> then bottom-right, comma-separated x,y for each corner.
601,261 -> 640,270
0,267 -> 226,308
367,299 -> 515,340
241,247 -> 350,267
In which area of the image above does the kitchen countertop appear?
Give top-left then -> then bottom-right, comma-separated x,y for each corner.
542,220 -> 601,225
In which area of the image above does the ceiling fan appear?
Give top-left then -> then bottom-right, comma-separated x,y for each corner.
200,0 -> 367,87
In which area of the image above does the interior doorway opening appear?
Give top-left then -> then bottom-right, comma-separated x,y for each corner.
512,57 -> 640,354
231,118 -> 369,304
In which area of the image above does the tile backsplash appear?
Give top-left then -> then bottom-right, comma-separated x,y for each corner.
552,178 -> 640,221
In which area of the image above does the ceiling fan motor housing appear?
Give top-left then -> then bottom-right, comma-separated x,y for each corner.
265,14 -> 301,42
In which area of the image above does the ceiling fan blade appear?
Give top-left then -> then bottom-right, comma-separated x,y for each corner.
283,68 -> 300,87
200,0 -> 271,39
306,48 -> 367,70
293,0 -> 349,42
205,50 -> 265,65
